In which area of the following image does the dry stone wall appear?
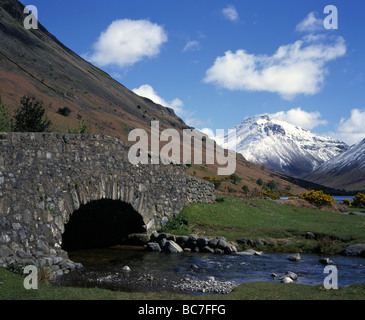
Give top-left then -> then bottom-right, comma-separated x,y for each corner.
0,132 -> 215,275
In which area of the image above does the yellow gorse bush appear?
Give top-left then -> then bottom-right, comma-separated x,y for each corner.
351,193 -> 365,208
299,190 -> 335,207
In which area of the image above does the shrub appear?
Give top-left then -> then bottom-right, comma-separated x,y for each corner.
263,189 -> 280,200
256,178 -> 263,186
342,199 -> 351,206
228,187 -> 236,193
267,180 -> 278,191
13,95 -> 52,132
213,181 -> 221,190
299,190 -> 335,207
351,193 -> 365,208
242,185 -> 250,195
57,107 -> 71,117
230,173 -> 242,185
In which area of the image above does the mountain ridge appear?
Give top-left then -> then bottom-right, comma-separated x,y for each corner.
305,138 -> 365,191
216,114 -> 349,178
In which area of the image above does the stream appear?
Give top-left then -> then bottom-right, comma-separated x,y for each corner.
56,246 -> 365,294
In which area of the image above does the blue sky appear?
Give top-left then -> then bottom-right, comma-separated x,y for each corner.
21,0 -> 365,145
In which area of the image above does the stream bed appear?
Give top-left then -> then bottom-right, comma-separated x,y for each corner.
54,246 -> 365,295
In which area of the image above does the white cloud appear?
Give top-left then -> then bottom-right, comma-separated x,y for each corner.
199,128 -> 216,139
222,5 -> 239,22
132,84 -> 184,116
204,35 -> 346,100
296,12 -> 323,33
334,109 -> 365,145
86,19 -> 167,68
270,107 -> 327,130
183,40 -> 200,52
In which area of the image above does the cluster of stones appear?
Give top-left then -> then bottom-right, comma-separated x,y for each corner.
143,232 -> 239,254
0,243 -> 83,278
173,276 -> 237,294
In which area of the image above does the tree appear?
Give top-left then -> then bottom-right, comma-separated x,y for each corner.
57,107 -> 71,117
256,178 -> 264,186
0,96 -> 12,132
230,173 -> 242,185
242,185 -> 249,195
13,95 -> 52,132
267,180 -> 278,191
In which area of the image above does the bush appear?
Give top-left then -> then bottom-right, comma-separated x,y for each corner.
13,95 -> 52,132
230,173 -> 242,185
299,190 -> 335,207
263,189 -> 280,200
267,180 -> 278,191
242,185 -> 249,195
351,193 -> 365,208
342,199 -> 351,206
57,107 -> 71,117
256,178 -> 263,186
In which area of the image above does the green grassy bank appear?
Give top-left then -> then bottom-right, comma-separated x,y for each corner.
161,196 -> 365,255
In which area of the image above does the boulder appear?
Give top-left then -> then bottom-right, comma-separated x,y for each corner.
200,246 -> 215,254
287,253 -> 301,261
146,242 -> 161,252
306,232 -> 316,239
208,238 -> 219,248
217,239 -> 228,251
197,237 -> 209,248
164,240 -> 183,253
236,249 -> 262,256
319,257 -> 333,265
281,277 -> 293,284
122,266 -> 131,272
341,244 -> 365,256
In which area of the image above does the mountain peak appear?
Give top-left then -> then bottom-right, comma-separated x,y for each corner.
217,114 -> 349,177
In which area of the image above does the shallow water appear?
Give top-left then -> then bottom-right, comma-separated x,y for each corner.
67,247 -> 365,290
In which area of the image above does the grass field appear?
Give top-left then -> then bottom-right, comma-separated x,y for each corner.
161,196 -> 365,254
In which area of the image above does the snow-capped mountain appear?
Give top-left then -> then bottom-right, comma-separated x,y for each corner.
216,115 -> 349,177
305,139 -> 365,191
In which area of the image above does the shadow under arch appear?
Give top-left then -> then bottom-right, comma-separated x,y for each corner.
61,199 -> 146,251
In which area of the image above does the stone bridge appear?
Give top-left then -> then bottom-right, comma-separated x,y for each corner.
0,132 -> 215,274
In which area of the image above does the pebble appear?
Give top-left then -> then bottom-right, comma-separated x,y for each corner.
122,266 -> 131,272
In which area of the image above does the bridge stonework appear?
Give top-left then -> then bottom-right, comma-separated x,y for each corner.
0,132 -> 215,275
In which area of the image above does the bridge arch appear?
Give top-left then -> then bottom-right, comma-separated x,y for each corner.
61,199 -> 146,251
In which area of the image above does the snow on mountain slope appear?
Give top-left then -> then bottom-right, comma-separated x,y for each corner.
305,139 -> 365,190
216,115 -> 349,177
